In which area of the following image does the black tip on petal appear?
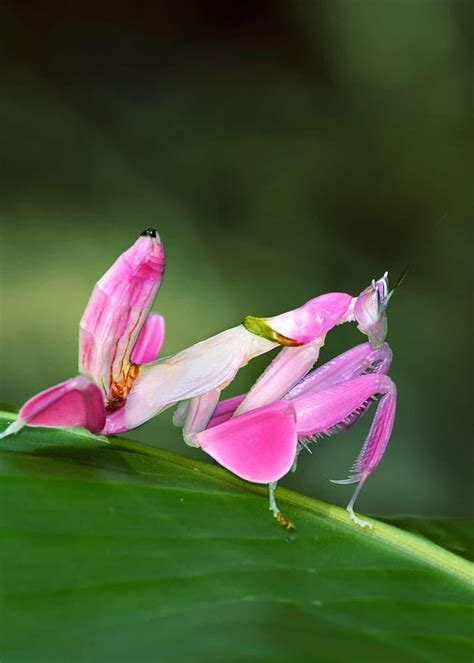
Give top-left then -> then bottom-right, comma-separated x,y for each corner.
141,227 -> 158,238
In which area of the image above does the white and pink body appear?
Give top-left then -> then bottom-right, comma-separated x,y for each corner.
0,230 -> 397,528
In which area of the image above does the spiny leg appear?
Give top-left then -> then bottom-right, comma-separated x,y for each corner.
286,342 -> 394,527
0,376 -> 106,439
291,370 -> 397,528
332,381 -> 397,527
286,342 -> 392,444
211,341 -> 391,426
286,341 -> 392,400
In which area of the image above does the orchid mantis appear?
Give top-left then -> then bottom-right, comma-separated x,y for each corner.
0,229 -> 398,529
125,267 -> 396,527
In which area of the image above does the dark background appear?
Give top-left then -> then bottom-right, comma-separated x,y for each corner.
0,0 -> 472,515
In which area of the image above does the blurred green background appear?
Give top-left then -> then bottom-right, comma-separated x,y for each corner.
0,0 -> 471,516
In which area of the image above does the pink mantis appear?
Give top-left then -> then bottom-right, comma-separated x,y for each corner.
0,229 -> 397,528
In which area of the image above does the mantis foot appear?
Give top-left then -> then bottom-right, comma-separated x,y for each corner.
274,511 -> 295,530
348,508 -> 372,529
268,481 -> 295,530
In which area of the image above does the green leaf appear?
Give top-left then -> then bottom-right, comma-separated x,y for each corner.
380,516 -> 474,563
0,411 -> 472,663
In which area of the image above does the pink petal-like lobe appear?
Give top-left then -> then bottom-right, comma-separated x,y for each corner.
19,376 -> 106,433
130,313 -> 165,364
194,401 -> 298,483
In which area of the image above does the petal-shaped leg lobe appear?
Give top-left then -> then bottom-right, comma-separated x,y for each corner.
130,313 -> 165,364
290,368 -> 396,526
193,402 -> 298,484
1,377 -> 106,438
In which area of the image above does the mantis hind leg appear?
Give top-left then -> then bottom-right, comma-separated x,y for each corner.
287,343 -> 396,528
331,380 -> 397,528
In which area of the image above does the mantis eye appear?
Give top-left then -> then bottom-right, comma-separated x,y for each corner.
376,288 -> 383,312
372,272 -> 390,311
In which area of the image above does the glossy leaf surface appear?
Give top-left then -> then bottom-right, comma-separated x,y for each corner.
0,412 -> 472,663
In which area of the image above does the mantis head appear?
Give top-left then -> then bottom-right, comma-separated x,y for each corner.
354,272 -> 391,348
